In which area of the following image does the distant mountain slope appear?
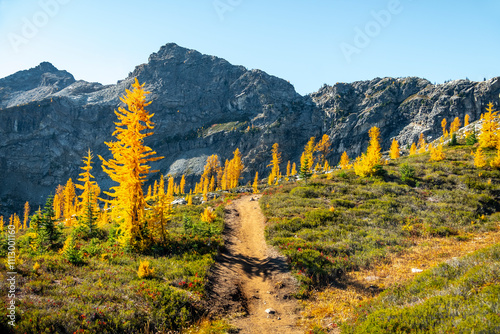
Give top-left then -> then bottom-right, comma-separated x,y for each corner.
0,43 -> 499,216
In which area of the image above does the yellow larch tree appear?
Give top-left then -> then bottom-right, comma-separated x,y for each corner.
268,143 -> 281,185
303,137 -> 316,170
464,114 -> 470,127
76,149 -> 100,217
353,126 -> 382,177
429,143 -> 445,162
449,117 -> 461,135
227,148 -> 244,189
409,143 -> 417,155
417,133 -> 427,153
479,102 -> 499,148
63,178 -> 76,225
99,78 -> 163,250
339,151 -> 350,169
167,176 -> 175,200
389,139 -> 400,159
179,175 -> 186,195
291,162 -> 297,176
441,118 -> 447,137
474,147 -> 487,168
23,201 -> 30,229
253,172 -> 259,194
53,185 -> 64,220
0,216 -> 3,232
286,161 -> 291,178
315,134 -> 332,166
201,154 -> 221,190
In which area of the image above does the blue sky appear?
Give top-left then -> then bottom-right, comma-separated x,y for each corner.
0,0 -> 499,95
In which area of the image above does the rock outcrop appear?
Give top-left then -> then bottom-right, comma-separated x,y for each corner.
0,43 -> 499,217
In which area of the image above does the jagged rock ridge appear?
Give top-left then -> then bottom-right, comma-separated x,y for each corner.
0,43 -> 499,216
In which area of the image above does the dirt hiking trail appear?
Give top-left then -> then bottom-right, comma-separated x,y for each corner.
207,194 -> 303,333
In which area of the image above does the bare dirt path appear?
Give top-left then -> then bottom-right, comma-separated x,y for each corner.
207,194 -> 303,333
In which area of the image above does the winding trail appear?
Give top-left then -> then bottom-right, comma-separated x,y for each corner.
207,194 -> 302,333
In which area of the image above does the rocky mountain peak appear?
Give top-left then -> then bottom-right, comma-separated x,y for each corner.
0,62 -> 75,108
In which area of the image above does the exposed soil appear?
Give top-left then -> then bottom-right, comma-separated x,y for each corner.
206,194 -> 303,333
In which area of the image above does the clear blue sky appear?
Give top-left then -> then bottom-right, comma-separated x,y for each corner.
1,0 -> 499,95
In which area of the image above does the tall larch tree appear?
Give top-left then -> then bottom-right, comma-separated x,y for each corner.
179,175 -> 186,195
474,147 -> 487,168
76,149 -> 100,217
99,78 -> 163,250
339,151 -> 350,169
228,148 -> 244,189
253,172 -> 259,194
389,139 -> 400,159
303,137 -> 316,170
53,185 -> 64,220
417,133 -> 427,153
268,143 -> 281,185
409,143 -> 417,155
63,178 -> 76,225
353,126 -> 382,177
315,134 -> 332,166
291,162 -> 297,176
479,102 -> 499,148
441,118 -> 447,137
201,155 -> 221,190
23,201 -> 30,229
449,117 -> 461,135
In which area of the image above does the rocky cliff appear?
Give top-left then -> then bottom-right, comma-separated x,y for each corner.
0,43 -> 499,217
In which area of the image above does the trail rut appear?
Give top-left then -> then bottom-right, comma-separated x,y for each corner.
207,194 -> 303,333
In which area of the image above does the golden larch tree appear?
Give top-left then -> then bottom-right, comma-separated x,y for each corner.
303,137 -> 316,170
99,78 -> 163,250
417,133 -> 427,153
474,147 -> 487,168
228,148 -> 244,189
441,118 -> 447,137
286,161 -> 291,177
353,127 -> 382,177
409,143 -> 417,155
63,178 -> 76,225
389,139 -> 400,159
479,102 -> 499,148
429,143 -> 445,162
179,175 -> 186,195
315,134 -> 332,166
449,117 -> 461,135
268,143 -> 281,185
23,201 -> 30,229
253,172 -> 259,194
339,151 -> 350,169
291,162 -> 297,176
76,149 -> 100,216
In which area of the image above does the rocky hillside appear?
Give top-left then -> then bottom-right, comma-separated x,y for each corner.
0,43 -> 499,216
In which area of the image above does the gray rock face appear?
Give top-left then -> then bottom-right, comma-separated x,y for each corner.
311,77 -> 500,158
0,43 -> 499,217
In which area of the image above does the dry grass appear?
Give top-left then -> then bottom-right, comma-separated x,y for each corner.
299,226 -> 500,332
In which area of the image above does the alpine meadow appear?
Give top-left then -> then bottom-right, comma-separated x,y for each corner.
1,8 -> 500,332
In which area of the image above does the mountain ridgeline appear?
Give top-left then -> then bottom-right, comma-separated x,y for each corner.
1,43 -> 499,216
